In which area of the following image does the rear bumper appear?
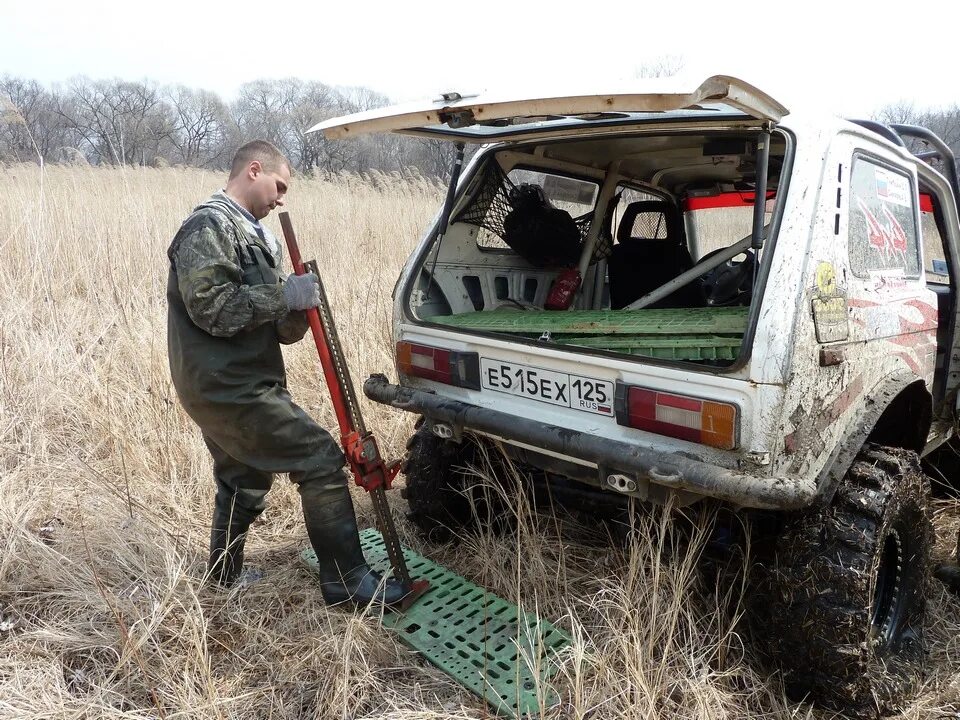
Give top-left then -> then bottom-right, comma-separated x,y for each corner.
364,374 -> 815,510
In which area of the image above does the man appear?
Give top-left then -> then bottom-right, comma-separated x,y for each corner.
166,139 -> 405,606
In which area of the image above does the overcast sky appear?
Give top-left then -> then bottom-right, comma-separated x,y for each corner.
3,0 -> 958,117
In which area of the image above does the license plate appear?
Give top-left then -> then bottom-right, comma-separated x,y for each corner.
479,358 -> 614,416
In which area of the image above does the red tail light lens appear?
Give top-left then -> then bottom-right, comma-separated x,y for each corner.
615,383 -> 739,450
396,341 -> 480,390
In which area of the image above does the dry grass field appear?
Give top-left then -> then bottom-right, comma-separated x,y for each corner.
3,164 -> 960,719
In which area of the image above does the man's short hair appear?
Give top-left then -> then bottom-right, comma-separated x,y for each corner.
229,140 -> 289,179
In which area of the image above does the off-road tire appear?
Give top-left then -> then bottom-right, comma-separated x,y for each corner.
765,444 -> 933,716
400,423 -> 509,539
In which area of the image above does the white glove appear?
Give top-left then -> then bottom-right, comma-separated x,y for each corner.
282,272 -> 321,310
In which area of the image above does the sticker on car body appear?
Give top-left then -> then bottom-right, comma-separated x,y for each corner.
480,358 -> 614,416
874,167 -> 911,208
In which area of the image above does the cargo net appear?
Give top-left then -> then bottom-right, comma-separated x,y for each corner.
454,161 -> 612,263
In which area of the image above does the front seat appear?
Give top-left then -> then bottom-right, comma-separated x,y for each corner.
608,200 -> 699,309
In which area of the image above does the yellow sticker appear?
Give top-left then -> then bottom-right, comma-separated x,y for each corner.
815,262 -> 837,295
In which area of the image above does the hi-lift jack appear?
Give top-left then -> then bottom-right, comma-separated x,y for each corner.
279,211 -> 428,610
278,212 -> 570,719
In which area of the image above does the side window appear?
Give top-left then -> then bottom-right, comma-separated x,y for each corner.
921,192 -> 950,284
534,171 -> 598,215
847,155 -> 920,277
476,169 -> 598,250
682,192 -> 774,261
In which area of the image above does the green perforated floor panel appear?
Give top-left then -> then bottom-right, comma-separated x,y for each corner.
427,306 -> 748,335
553,334 -> 742,359
426,308 -> 747,360
301,529 -> 570,718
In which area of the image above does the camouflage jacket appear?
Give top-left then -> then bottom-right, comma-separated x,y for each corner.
168,191 -> 306,343
167,192 -> 309,421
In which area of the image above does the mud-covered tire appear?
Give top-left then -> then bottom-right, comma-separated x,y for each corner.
765,444 -> 933,716
401,424 -> 509,539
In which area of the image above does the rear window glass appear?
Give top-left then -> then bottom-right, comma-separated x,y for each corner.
476,169 -> 598,250
847,156 -> 920,277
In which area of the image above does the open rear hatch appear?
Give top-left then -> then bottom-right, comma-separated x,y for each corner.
307,75 -> 788,141
308,77 -> 791,372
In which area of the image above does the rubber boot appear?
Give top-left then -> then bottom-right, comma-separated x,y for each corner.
299,476 -> 408,607
207,489 -> 260,588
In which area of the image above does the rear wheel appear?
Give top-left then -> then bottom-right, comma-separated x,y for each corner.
401,423 -> 510,539
764,444 -> 933,715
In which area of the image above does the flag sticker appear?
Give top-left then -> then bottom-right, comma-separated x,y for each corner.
875,167 -> 911,207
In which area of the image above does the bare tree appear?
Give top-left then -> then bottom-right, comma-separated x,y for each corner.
918,107 -> 960,155
872,102 -> 960,177
337,85 -> 388,113
54,77 -> 170,165
872,101 -> 920,125
369,132 -> 413,174
1,73 -> 537,179
286,81 -> 339,170
0,76 -> 69,163
232,78 -> 300,156
291,84 -> 394,174
408,138 -> 455,180
166,85 -> 230,167
633,55 -> 686,80
329,86 -> 392,174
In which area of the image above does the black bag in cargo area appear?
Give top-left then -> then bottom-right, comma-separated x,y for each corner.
502,184 -> 582,268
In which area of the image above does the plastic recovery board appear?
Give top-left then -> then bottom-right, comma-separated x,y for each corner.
427,307 -> 748,360
427,306 -> 749,334
302,528 -> 570,718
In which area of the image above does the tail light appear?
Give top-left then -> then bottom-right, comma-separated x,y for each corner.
615,383 -> 739,450
396,341 -> 481,390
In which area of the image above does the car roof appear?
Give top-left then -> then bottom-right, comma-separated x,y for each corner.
307,75 -> 788,143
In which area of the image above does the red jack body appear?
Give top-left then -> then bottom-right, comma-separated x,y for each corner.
279,212 -> 427,607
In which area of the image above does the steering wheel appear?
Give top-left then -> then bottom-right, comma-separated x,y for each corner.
698,247 -> 756,306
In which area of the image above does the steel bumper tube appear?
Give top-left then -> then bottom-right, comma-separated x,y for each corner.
364,374 -> 816,510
